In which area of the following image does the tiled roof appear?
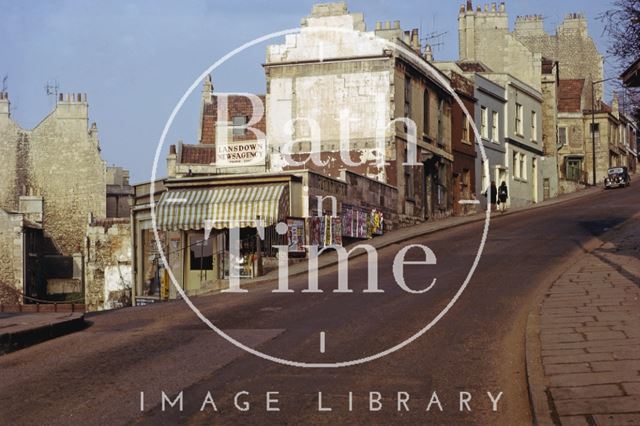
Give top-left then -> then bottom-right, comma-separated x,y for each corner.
180,144 -> 215,164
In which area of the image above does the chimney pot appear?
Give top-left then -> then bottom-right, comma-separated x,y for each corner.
394,20 -> 400,29
375,21 -> 381,30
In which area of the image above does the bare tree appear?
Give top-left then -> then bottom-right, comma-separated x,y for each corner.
602,0 -> 640,118
602,0 -> 640,67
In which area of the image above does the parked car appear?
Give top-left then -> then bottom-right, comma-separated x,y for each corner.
604,166 -> 630,189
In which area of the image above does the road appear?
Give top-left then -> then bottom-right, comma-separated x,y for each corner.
1,187 -> 638,425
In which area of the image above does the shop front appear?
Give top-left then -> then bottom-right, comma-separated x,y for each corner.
133,176 -> 297,303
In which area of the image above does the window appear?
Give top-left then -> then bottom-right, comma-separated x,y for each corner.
491,111 -> 499,142
520,154 -> 527,180
566,158 -> 582,182
404,149 -> 414,199
437,96 -> 444,146
189,232 -> 213,270
515,103 -> 523,135
558,126 -> 568,147
462,169 -> 471,198
423,89 -> 430,137
531,111 -> 537,142
232,116 -> 247,135
404,76 -> 412,119
590,123 -> 600,136
480,107 -> 488,139
462,114 -> 470,143
513,151 -> 519,178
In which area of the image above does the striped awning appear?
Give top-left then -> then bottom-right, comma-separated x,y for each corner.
155,184 -> 288,230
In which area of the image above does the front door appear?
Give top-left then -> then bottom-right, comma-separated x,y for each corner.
187,231 -> 214,294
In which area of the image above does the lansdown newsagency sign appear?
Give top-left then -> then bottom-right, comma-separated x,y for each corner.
216,140 -> 266,165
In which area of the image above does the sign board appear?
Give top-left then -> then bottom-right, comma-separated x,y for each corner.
216,140 -> 266,165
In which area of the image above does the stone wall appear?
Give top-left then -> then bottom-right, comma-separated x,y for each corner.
458,2 -> 542,90
514,13 -> 604,99
84,219 -> 132,312
0,93 -> 106,256
0,210 -> 23,304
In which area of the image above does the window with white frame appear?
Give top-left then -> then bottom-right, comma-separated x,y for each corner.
232,116 -> 248,135
520,153 -> 527,180
513,151 -> 519,178
531,111 -> 537,142
481,106 -> 488,139
515,103 -> 523,135
491,111 -> 499,142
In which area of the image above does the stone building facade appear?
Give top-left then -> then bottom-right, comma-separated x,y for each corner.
0,91 -> 132,309
433,64 -> 477,215
84,219 -> 132,311
483,72 -> 544,208
265,3 -> 454,222
0,92 -> 106,255
513,13 -> 604,100
0,209 -> 25,304
458,2 -> 541,91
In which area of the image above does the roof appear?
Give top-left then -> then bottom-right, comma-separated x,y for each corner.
621,57 -> 640,87
457,60 -> 492,73
557,79 -> 585,113
180,144 -> 215,164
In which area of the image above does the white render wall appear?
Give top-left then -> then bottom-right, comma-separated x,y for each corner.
266,6 -> 393,181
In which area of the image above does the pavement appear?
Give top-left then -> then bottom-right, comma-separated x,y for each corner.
527,213 -> 640,426
0,312 -> 85,355
239,185 -> 603,289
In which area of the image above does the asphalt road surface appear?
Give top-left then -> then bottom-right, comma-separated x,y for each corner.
1,187 -> 638,425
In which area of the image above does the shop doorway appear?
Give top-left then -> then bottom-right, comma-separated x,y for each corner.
187,231 -> 215,293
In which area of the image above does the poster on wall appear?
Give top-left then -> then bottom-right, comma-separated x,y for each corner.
323,216 -> 332,247
370,209 -> 384,236
332,217 -> 343,246
309,217 -> 321,248
286,217 -> 306,254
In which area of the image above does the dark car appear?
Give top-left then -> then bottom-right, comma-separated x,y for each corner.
604,166 -> 630,189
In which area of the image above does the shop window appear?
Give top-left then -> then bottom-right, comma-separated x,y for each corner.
189,232 -> 213,270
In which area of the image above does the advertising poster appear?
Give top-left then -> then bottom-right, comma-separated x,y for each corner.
332,217 -> 343,246
370,209 -> 384,236
286,217 -> 306,254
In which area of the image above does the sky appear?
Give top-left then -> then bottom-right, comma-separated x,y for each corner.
0,0 -> 621,183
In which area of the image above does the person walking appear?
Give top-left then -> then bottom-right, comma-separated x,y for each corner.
498,181 -> 509,213
485,181 -> 498,212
